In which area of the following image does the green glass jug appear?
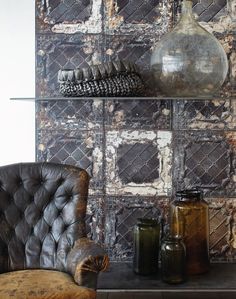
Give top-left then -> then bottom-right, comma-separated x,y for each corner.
133,218 -> 160,275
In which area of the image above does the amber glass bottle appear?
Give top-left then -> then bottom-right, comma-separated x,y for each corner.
133,218 -> 160,275
170,190 -> 210,275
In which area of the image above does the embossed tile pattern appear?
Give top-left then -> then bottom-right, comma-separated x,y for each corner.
192,0 -> 227,22
105,99 -> 171,129
105,197 -> 169,261
36,99 -> 103,130
173,99 -> 236,130
36,0 -> 93,32
36,130 -> 104,192
173,131 -> 236,197
174,0 -> 227,22
103,35 -> 160,96
115,0 -> 160,23
36,34 -> 102,97
86,196 -> 105,243
117,143 -> 160,184
106,130 -> 172,196
104,0 -> 172,34
208,198 -> 236,261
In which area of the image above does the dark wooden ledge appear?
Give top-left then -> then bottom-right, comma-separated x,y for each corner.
97,262 -> 236,292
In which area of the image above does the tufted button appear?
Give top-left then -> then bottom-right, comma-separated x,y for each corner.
17,180 -> 23,186
58,178 -> 64,185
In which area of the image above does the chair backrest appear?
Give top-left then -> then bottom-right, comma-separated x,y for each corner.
0,162 -> 89,273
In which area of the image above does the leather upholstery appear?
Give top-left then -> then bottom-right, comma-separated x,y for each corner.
67,238 -> 109,288
0,162 -> 89,273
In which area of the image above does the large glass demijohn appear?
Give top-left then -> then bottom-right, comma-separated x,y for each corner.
150,0 -> 228,97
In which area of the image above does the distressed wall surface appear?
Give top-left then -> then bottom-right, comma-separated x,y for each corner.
35,0 -> 236,261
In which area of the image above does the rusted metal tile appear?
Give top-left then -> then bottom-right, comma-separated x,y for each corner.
173,131 -> 236,197
36,129 -> 104,194
36,99 -> 103,131
105,196 -> 169,261
105,130 -> 172,196
86,196 -> 105,243
173,99 -> 236,130
36,34 -> 103,97
36,0 -> 103,34
103,0 -> 172,35
208,198 -> 236,261
105,99 -> 171,130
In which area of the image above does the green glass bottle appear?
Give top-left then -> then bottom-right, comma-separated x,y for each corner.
133,218 -> 160,275
161,235 -> 186,284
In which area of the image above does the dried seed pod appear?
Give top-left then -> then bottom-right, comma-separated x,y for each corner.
90,65 -> 101,80
74,69 -> 84,82
58,60 -> 144,97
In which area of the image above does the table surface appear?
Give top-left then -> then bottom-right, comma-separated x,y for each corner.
97,262 -> 236,292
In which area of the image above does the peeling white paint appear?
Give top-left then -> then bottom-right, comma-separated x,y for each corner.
92,147 -> 103,176
162,108 -> 170,116
113,111 -> 125,126
85,136 -> 94,148
51,0 -> 102,34
38,143 -> 45,151
37,50 -> 45,56
88,122 -> 95,129
121,130 -> 156,142
157,131 -> 172,148
106,130 -> 172,196
106,49 -> 114,55
93,99 -> 103,109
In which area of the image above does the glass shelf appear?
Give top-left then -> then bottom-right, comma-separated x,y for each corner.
10,95 -> 236,101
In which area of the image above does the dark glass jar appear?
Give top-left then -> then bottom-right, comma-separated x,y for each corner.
133,218 -> 160,275
170,189 -> 210,275
161,235 -> 186,284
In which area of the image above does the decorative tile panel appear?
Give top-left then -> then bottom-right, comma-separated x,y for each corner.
106,130 -> 172,196
104,0 -> 172,35
174,0 -> 227,23
105,196 -> 169,261
35,0 -> 236,263
192,0 -> 227,22
173,131 -> 236,197
208,198 -> 236,261
36,0 -> 103,34
192,1 -> 236,96
36,99 -> 103,131
117,143 -> 160,184
173,99 -> 236,130
36,34 -> 102,97
86,196 -> 105,243
104,35 -> 161,96
36,130 -> 104,193
105,99 -> 171,130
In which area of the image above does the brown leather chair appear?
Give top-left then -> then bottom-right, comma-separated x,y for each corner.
0,162 -> 108,299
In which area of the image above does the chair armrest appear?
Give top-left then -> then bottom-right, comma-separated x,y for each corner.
66,237 -> 109,289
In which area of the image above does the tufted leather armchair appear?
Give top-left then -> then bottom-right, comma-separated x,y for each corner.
0,162 -> 108,299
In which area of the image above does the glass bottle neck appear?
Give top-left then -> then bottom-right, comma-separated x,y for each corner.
180,0 -> 194,22
137,218 -> 159,227
176,189 -> 202,201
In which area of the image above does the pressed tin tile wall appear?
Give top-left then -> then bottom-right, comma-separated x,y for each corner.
35,0 -> 236,261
